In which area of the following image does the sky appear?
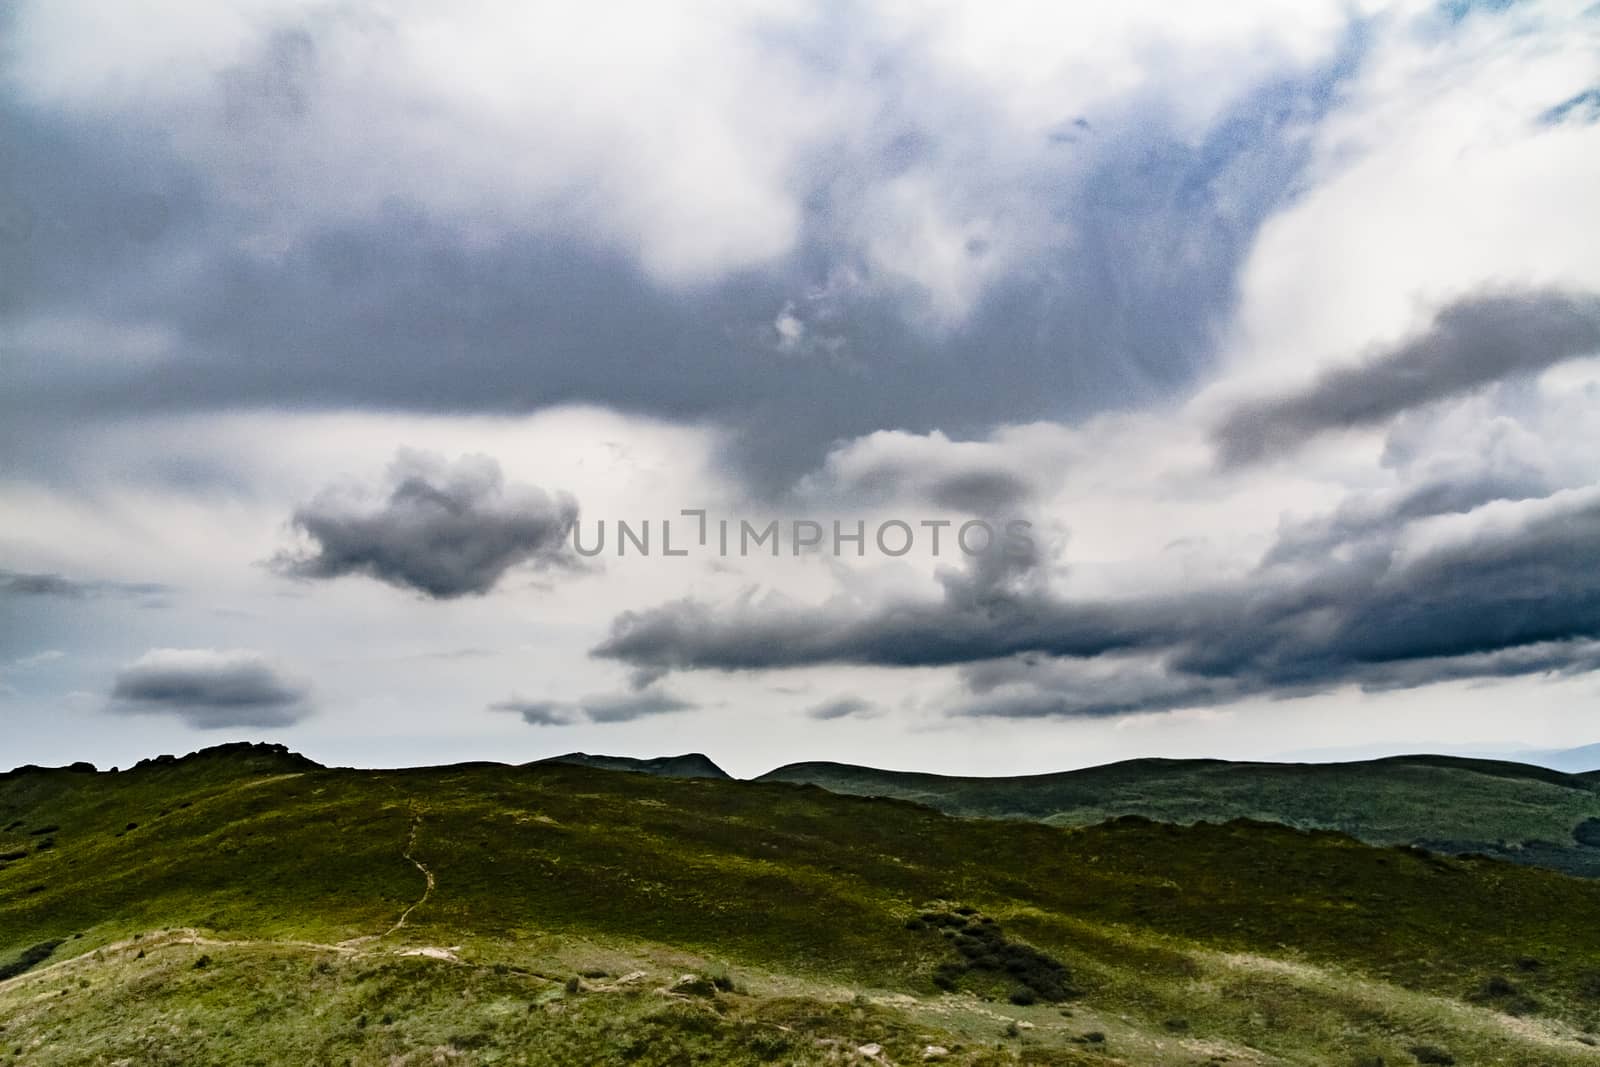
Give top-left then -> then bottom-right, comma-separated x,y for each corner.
3,0 -> 1600,777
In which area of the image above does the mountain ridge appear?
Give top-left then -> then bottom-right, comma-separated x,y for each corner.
7,751 -> 1600,1064
7,743 -> 1599,875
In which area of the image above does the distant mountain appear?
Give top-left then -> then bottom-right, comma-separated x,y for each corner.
758,754 -> 1600,877
1516,741 -> 1600,774
535,751 -> 731,780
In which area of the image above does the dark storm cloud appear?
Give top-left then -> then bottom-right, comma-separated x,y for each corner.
1215,290 -> 1600,466
273,452 -> 579,599
109,649 -> 310,728
0,26 -> 1362,492
490,688 -> 692,726
595,489 -> 1600,716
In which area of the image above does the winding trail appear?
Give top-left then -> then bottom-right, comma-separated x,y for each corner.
335,805 -> 435,949
383,810 -> 435,938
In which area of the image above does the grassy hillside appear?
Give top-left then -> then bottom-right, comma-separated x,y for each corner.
758,755 -> 1600,877
4,745 -> 1600,1064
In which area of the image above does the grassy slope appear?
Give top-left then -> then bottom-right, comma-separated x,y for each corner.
4,748 -> 1600,1064
757,756 -> 1600,876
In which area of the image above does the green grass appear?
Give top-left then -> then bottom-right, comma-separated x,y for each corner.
757,755 -> 1600,876
5,745 -> 1600,1064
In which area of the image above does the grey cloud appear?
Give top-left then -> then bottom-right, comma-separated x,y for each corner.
0,19 -> 1360,492
491,687 -> 693,727
109,648 -> 310,728
1216,290 -> 1600,466
595,488 -> 1600,716
1,570 -> 85,598
927,470 -> 1035,514
806,449 -> 1037,513
490,699 -> 577,727
0,568 -> 168,601
805,696 -> 876,721
581,690 -> 694,724
273,451 -> 578,599
1260,469 -> 1551,567
953,655 -> 1244,720
953,637 -> 1600,721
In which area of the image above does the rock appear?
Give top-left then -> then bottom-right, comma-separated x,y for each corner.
857,1043 -> 883,1057
923,1046 -> 950,1060
671,974 -> 718,997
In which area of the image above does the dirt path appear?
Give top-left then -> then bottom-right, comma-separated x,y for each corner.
335,806 -> 435,949
384,811 -> 435,937
3,804 -> 442,992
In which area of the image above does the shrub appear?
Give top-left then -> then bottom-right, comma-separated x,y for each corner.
915,909 -> 1078,1002
1574,818 -> 1600,848
0,940 -> 63,981
1408,1045 -> 1454,1065
1482,975 -> 1517,997
747,1030 -> 794,1059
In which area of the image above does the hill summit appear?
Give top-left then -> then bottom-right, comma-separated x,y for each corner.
535,751 -> 731,780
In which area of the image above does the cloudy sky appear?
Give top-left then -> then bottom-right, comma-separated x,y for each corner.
3,0 -> 1600,776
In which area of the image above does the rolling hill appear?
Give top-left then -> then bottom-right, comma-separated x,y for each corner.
4,744 -> 1600,1064
536,751 -> 731,779
757,755 -> 1600,877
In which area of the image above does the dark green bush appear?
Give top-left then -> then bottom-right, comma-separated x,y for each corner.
0,940 -> 63,981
